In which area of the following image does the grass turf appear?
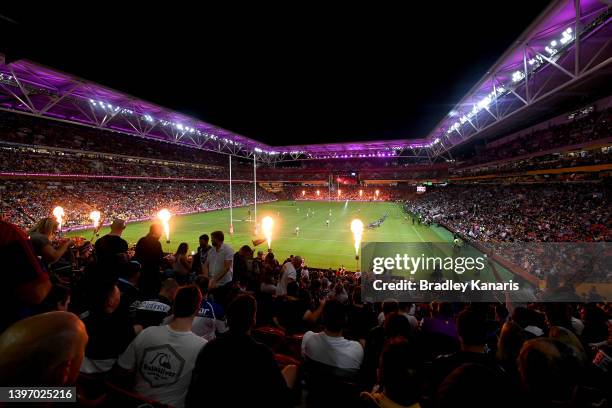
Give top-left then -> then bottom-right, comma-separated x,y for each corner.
70,200 -> 451,270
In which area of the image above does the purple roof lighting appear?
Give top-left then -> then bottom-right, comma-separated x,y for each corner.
428,0 -> 611,157
0,0 -> 609,161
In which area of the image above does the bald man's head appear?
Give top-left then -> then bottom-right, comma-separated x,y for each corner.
0,312 -> 88,386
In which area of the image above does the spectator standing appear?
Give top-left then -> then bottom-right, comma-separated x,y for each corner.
277,255 -> 302,296
191,234 -> 211,275
135,224 -> 165,298
203,231 -> 233,307
173,242 -> 192,285
94,218 -> 128,264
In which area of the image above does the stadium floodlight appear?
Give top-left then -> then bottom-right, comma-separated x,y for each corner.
512,71 -> 525,83
560,28 -> 573,44
478,96 -> 492,109
435,21 -> 592,153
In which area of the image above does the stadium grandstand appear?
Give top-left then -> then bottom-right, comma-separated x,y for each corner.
0,1 -> 611,407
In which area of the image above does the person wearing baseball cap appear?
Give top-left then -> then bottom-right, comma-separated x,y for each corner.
95,218 -> 128,265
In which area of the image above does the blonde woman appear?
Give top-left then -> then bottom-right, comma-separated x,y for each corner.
28,217 -> 73,265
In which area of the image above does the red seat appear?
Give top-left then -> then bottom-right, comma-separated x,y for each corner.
280,333 -> 304,360
252,326 -> 286,350
274,353 -> 301,369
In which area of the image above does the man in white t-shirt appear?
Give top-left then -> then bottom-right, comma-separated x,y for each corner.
203,231 -> 234,306
277,256 -> 302,296
302,299 -> 363,373
117,286 -> 207,408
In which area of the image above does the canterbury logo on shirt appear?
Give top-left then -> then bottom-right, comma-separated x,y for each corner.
132,300 -> 171,313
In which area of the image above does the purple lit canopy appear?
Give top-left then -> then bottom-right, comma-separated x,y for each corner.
0,0 -> 609,162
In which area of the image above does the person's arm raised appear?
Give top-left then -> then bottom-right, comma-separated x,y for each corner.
41,239 -> 71,264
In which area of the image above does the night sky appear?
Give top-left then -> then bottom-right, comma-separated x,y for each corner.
1,2 -> 551,146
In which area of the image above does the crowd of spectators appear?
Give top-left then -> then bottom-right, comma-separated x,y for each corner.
0,180 -> 275,231
1,90 -> 612,408
457,107 -> 612,168
258,164 -> 447,182
284,185 -> 403,201
451,146 -> 612,179
0,110 -> 233,167
0,215 -> 610,407
0,110 -> 447,183
405,183 -> 610,243
0,144 -> 239,179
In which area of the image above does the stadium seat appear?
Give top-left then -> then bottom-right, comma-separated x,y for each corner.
252,326 -> 286,350
273,353 -> 301,369
279,333 -> 304,360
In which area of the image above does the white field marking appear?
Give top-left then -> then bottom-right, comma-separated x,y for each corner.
411,223 -> 428,243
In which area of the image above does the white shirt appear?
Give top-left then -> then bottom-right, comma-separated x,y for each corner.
118,325 -> 207,408
277,262 -> 297,296
301,331 -> 363,371
205,243 -> 234,286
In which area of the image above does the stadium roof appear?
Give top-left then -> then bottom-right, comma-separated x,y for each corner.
427,0 -> 612,159
0,0 -> 610,162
